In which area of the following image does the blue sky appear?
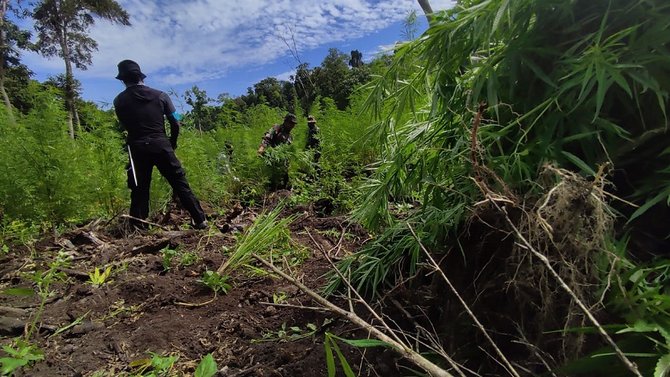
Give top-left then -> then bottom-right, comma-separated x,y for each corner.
18,0 -> 455,109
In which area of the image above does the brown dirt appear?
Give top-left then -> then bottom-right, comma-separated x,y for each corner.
0,201 -> 392,377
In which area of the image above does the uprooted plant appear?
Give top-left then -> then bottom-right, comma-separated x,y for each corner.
253,253 -> 456,377
217,204 -> 297,274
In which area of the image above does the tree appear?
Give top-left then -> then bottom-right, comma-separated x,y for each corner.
292,62 -> 316,115
253,77 -> 286,109
281,80 -> 298,115
32,0 -> 130,138
402,11 -> 418,40
0,0 -> 30,124
349,50 -> 363,68
313,48 -> 352,110
184,85 -> 212,132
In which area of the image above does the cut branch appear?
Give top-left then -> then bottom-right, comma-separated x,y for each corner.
252,254 -> 454,377
407,223 -> 522,377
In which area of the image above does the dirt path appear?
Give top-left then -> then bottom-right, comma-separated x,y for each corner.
0,204 -> 383,376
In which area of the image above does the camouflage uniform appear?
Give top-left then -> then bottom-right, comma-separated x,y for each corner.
259,115 -> 296,190
261,124 -> 293,148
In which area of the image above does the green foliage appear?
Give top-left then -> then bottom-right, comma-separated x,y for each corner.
199,270 -> 231,294
272,291 -> 287,304
160,247 -> 179,272
21,251 -> 70,344
160,245 -> 198,271
183,86 -> 215,131
0,85 -> 127,226
323,332 -> 390,377
88,266 -> 113,287
339,0 -> 670,299
174,128 -> 232,208
560,255 -> 670,376
219,204 -> 295,273
252,321 -> 320,343
194,354 -> 217,377
0,220 -> 39,249
128,353 -> 178,377
0,339 -> 44,376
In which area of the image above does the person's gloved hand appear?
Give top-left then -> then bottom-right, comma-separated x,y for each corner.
170,137 -> 178,150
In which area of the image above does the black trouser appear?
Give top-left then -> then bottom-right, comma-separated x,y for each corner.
127,137 -> 205,224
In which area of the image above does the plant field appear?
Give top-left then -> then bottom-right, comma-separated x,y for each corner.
2,0 -> 670,376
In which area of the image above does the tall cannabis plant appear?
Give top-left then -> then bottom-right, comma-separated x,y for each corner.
334,0 -> 670,374
348,0 -> 670,293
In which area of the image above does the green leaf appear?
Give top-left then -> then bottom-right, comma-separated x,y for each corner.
324,336 -> 336,377
1,287 -> 35,296
331,338 -> 356,377
561,151 -> 596,175
194,354 -> 217,377
492,0 -> 510,35
656,354 -> 670,377
521,57 -> 557,88
0,357 -> 28,375
337,338 -> 392,349
628,189 -> 670,224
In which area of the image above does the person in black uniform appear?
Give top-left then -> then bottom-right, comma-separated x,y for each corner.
113,60 -> 208,229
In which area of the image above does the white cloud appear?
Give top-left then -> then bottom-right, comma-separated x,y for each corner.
274,69 -> 296,82
431,0 -> 457,10
21,0 -> 455,87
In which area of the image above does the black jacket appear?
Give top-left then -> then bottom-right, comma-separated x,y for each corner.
114,84 -> 180,144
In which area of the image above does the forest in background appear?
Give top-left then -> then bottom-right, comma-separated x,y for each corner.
1,0 -> 670,376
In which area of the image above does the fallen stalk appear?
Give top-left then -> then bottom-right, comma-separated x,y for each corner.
120,214 -> 169,230
305,229 -> 404,345
407,223 -> 521,377
251,254 -> 453,377
259,301 -> 329,312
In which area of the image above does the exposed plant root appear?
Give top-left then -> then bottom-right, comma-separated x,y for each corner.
475,166 -> 642,377
174,292 -> 217,307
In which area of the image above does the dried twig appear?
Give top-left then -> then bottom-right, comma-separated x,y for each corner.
120,214 -> 169,230
306,229 -> 404,345
259,301 -> 329,312
252,254 -> 454,377
174,292 -> 217,307
407,223 -> 522,377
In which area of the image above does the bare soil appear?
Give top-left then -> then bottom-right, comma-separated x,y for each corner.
0,199 -> 393,376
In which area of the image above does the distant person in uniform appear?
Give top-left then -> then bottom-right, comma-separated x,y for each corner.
113,59 -> 208,230
257,113 -> 297,190
305,115 -> 321,164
